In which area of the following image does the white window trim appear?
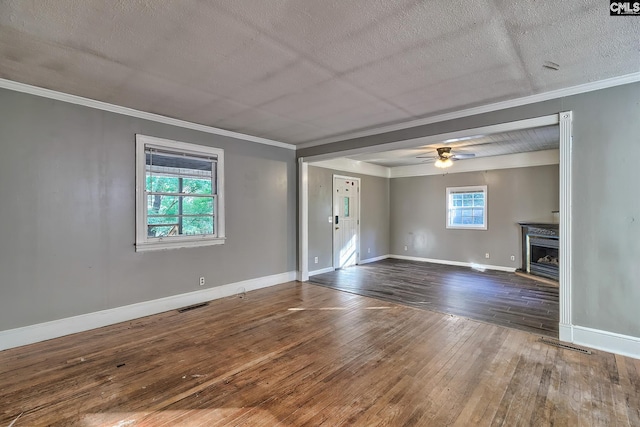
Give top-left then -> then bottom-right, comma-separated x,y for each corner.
135,134 -> 225,252
446,185 -> 487,230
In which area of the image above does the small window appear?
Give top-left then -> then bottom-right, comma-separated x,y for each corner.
344,197 -> 350,217
136,135 -> 225,251
446,185 -> 487,230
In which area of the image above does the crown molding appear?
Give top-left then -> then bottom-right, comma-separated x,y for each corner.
298,72 -> 640,149
0,78 -> 296,151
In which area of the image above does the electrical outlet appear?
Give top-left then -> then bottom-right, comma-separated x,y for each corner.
368,248 -> 371,254
510,255 -> 516,261
404,245 -> 408,251
485,253 -> 490,259
314,256 -> 318,264
199,277 -> 205,286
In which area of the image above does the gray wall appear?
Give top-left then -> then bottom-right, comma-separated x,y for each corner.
308,166 -> 390,271
302,82 -> 640,339
0,88 -> 297,331
390,165 -> 559,268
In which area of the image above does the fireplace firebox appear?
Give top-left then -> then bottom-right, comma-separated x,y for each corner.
518,222 -> 559,282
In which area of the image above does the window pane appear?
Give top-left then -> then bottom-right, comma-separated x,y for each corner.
472,208 -> 484,218
451,214 -> 463,225
344,197 -> 350,217
453,199 -> 463,207
148,225 -> 178,237
182,196 -> 214,215
182,177 -> 213,195
146,175 -> 179,193
147,216 -> 178,225
182,216 -> 214,235
147,195 -> 180,216
462,197 -> 473,206
473,216 -> 484,224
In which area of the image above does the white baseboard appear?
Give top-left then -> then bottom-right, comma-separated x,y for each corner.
389,254 -> 516,273
0,271 -> 296,352
309,266 -> 335,276
359,254 -> 391,265
568,325 -> 640,360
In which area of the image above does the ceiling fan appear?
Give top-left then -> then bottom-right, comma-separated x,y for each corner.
417,147 -> 476,168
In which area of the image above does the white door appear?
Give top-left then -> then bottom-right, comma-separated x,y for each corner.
333,176 -> 359,269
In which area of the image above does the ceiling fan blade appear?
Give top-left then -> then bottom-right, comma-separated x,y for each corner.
452,153 -> 476,159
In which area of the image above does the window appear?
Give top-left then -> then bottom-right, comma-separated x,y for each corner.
446,185 -> 487,230
135,134 -> 225,251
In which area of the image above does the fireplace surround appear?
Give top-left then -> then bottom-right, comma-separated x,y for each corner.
518,222 -> 559,282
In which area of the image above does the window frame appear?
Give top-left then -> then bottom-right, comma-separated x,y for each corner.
135,134 -> 225,252
445,185 -> 487,230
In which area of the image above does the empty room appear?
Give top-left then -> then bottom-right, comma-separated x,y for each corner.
1,1 -> 639,426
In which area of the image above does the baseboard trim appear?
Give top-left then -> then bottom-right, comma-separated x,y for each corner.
559,323 -> 573,342
389,254 -> 516,273
309,267 -> 335,276
359,254 -> 391,265
570,325 -> 640,360
0,271 -> 296,351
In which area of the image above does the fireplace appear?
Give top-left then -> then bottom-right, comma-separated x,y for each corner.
518,222 -> 559,282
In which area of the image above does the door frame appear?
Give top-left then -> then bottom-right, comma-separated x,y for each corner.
332,174 -> 361,269
299,112 -> 573,344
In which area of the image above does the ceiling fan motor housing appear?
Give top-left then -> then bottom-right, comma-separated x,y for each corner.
437,147 -> 452,158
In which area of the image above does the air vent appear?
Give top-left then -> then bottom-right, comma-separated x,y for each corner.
177,302 -> 209,313
539,337 -> 591,354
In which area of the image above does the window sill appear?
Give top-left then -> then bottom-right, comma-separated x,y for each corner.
135,237 -> 226,252
446,225 -> 487,231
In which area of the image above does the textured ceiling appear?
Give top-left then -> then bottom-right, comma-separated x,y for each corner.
0,1 -> 638,145
347,125 -> 559,167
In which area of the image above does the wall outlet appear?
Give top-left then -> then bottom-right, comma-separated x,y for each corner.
199,277 -> 205,286
368,248 -> 371,254
485,253 -> 490,259
510,255 -> 516,261
404,245 -> 408,251
314,256 -> 319,264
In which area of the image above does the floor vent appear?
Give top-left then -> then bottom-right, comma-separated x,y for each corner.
539,337 -> 592,354
177,302 -> 209,313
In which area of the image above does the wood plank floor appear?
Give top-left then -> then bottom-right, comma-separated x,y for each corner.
1,282 -> 638,426
310,259 -> 559,337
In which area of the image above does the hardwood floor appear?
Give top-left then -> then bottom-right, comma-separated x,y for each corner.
310,259 -> 559,337
1,282 -> 638,426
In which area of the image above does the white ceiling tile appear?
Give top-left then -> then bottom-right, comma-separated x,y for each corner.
495,0 -> 640,91
212,0 -> 413,58
0,0 -> 638,144
185,98 -> 252,127
226,59 -> 333,107
214,108 -> 298,136
259,78 -> 383,122
312,0 -> 495,72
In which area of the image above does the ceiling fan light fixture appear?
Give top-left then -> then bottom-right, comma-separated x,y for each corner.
434,158 -> 453,168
